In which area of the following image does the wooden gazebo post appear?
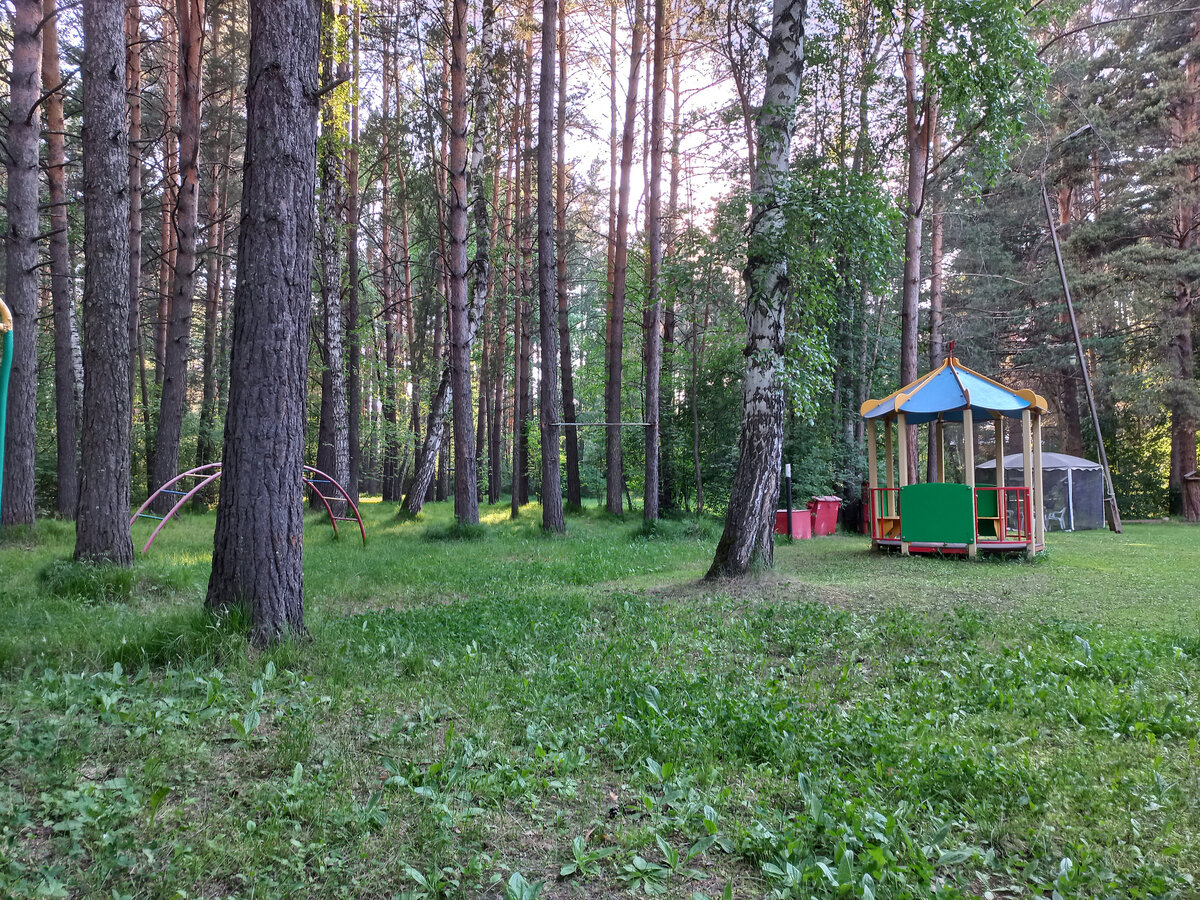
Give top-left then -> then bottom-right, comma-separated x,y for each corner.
931,417 -> 940,487
995,416 -> 1005,490
866,419 -> 878,548
1021,408 -> 1034,556
897,411 -> 909,555
963,406 -> 976,558
1033,411 -> 1045,551
884,418 -> 894,516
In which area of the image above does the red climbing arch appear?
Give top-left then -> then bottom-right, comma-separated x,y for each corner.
130,464 -> 366,554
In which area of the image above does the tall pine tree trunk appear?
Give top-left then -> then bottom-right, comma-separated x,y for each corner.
491,143 -> 512,506
661,18 -> 681,512
2,0 -> 42,528
511,51 -> 527,517
127,0 -> 149,487
314,0 -> 349,509
1170,45 -> 1200,521
151,0 -> 205,510
898,1 -> 930,484
606,0 -> 645,515
345,3 -> 362,502
644,0 -> 667,521
518,16 -> 534,507
396,163 -> 421,499
538,0 -> 565,532
44,2 -> 81,519
76,0 -> 134,564
380,38 -> 400,502
207,0 -> 320,646
156,13 -> 178,387
708,0 -> 807,578
195,153 -> 228,482
557,1 -> 582,509
926,110 -> 943,484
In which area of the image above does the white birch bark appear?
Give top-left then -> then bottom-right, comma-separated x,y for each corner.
708,0 -> 807,578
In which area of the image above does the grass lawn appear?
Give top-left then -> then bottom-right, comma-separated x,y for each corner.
1,501 -> 1198,899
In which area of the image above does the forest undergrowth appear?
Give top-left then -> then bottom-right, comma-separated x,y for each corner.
1,503 -> 1197,898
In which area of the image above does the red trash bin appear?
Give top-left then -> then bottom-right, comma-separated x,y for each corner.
807,496 -> 842,536
774,509 -> 812,539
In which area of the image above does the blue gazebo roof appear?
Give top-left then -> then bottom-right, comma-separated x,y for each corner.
861,358 -> 1046,426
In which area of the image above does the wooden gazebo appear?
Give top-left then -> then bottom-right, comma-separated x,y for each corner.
861,357 -> 1048,557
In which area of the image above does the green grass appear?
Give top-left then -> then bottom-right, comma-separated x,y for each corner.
1,501 -> 1198,898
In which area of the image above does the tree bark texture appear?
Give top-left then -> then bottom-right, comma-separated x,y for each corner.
899,1 -> 930,484
155,12 -> 178,387
518,17 -> 534,508
557,0 -> 582,509
661,23 -> 681,512
511,49 -> 527,517
404,366 -> 451,514
644,0 -> 667,521
345,4 -> 362,503
449,0 -> 495,524
76,0 -> 135,564
708,0 -> 807,578
1169,39 -> 1200,521
43,2 -> 81,519
926,118 -> 943,485
606,0 -> 645,514
491,144 -> 512,506
151,0 -> 206,511
127,0 -> 144,417
206,0 -> 320,647
314,3 -> 349,514
538,0 -> 565,532
195,146 -> 230,489
380,40 -> 400,502
2,0 -> 42,527
447,0 -> 474,523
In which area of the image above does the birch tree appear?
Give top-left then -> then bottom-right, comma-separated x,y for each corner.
707,0 -> 807,578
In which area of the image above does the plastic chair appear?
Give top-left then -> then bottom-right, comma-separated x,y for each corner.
1045,507 -> 1068,531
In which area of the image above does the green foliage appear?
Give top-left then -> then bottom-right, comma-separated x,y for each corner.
2,505 -> 1199,897
777,162 -> 898,415
39,559 -> 135,605
919,0 -> 1049,179
425,522 -> 489,542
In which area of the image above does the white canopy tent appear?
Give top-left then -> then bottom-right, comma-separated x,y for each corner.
977,452 -> 1104,531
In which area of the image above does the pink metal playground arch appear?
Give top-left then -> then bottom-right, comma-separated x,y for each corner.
130,464 -> 366,554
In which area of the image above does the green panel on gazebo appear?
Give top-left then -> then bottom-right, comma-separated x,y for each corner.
900,483 -> 975,544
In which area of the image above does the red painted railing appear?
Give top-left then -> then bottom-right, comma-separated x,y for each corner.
870,485 -> 1033,545
973,486 -> 1032,544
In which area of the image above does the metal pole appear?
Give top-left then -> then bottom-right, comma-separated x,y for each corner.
1040,178 -> 1122,533
785,463 -> 793,542
0,301 -> 12,520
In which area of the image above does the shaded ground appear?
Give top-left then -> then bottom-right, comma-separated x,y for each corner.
1,503 -> 1197,898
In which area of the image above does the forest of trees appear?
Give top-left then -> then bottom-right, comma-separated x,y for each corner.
2,0 -> 1198,633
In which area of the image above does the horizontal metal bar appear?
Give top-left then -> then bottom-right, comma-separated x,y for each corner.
136,514 -> 165,520
549,422 -> 650,427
